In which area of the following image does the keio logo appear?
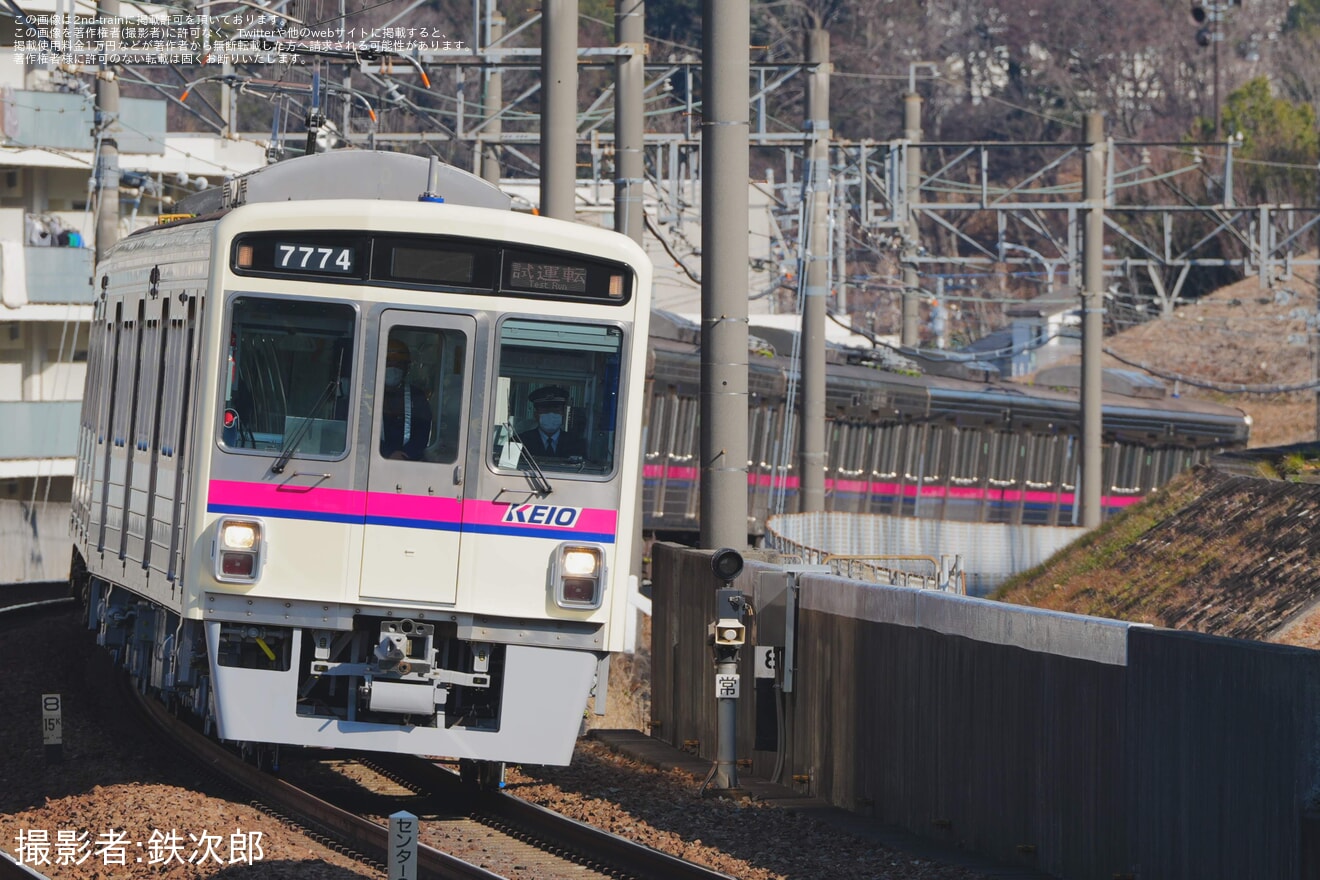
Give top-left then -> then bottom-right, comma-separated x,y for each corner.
501,504 -> 582,528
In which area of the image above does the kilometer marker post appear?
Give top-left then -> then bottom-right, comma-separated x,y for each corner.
42,693 -> 62,763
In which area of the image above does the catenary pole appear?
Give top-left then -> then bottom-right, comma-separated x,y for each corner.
901,88 -> 922,347
95,0 -> 121,261
614,0 -> 644,244
480,6 -> 504,185
540,0 -> 577,219
616,0 -> 646,583
798,28 -> 829,513
1080,111 -> 1106,529
699,0 -> 750,551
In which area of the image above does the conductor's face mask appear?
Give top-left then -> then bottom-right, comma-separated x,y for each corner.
538,412 -> 563,434
384,366 -> 405,388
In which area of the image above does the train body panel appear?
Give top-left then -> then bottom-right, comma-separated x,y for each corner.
71,153 -> 651,766
74,222 -> 211,611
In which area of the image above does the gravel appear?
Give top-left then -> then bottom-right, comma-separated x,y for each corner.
1,606 -> 994,880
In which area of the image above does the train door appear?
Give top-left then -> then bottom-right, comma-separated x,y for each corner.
360,311 -> 474,605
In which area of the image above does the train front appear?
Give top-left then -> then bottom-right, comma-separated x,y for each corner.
187,163 -> 651,768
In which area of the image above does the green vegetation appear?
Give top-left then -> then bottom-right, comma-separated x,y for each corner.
1285,0 -> 1320,33
1276,450 -> 1320,480
1193,77 -> 1319,204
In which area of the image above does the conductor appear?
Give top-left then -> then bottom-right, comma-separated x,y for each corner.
380,339 -> 433,461
518,385 -> 585,458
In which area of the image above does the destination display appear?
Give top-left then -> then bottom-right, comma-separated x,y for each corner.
507,259 -> 589,294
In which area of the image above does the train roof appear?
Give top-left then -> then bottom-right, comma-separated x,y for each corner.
648,309 -> 1250,446
649,308 -> 924,373
1034,365 -> 1168,399
175,151 -> 512,215
651,307 -> 1240,406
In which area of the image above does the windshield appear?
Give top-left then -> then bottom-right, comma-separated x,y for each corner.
220,296 -> 356,458
491,318 -> 624,475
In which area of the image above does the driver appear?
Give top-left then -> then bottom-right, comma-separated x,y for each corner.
517,385 -> 584,458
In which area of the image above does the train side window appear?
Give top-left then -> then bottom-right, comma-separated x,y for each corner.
491,318 -> 624,475
134,318 -> 163,452
111,318 -> 137,447
647,393 -> 669,459
378,326 -> 465,463
220,297 -> 356,459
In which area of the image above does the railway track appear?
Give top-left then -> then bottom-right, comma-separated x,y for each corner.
0,581 -> 73,616
120,652 -> 732,880
350,753 -> 736,880
5,598 -> 723,879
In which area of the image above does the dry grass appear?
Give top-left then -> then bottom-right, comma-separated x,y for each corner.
996,467 -> 1320,646
589,612 -> 652,732
1050,261 -> 1320,447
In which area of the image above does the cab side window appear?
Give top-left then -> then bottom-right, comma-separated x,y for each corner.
491,319 -> 623,474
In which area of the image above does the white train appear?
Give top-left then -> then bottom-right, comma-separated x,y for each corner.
70,152 -> 652,775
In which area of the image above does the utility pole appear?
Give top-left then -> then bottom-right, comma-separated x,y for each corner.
901,83 -> 922,347
699,0 -> 749,551
798,28 -> 829,514
1213,14 -> 1221,139
540,0 -> 577,220
1079,111 -> 1106,529
480,7 -> 504,186
94,0 -> 120,262
1314,285 -> 1320,441
1191,0 -> 1230,138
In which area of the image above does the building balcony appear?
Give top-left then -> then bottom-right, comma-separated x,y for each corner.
24,244 -> 93,304
0,207 -> 95,308
0,400 -> 79,460
1,89 -> 166,154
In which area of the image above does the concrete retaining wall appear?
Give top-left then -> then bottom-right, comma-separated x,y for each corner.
0,500 -> 70,584
766,510 -> 1085,595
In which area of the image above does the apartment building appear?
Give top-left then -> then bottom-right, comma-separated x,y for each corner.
0,2 -> 265,579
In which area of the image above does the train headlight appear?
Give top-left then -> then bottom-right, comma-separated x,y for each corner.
215,518 -> 263,583
222,522 -> 258,550
563,549 -> 599,577
553,544 -> 605,609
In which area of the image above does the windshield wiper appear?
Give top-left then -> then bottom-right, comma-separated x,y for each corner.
271,379 -> 339,474
506,420 -> 552,496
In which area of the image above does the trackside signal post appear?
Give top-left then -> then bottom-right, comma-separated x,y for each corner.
705,548 -> 746,793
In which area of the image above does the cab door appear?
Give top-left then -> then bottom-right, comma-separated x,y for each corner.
360,310 -> 474,604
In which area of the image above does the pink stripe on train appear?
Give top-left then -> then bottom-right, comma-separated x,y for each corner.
208,479 -> 365,516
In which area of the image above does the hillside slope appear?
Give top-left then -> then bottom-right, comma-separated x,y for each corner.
1035,261 -> 1318,447
995,463 -> 1320,647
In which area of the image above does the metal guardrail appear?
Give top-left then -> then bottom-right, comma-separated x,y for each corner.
763,527 -> 966,594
